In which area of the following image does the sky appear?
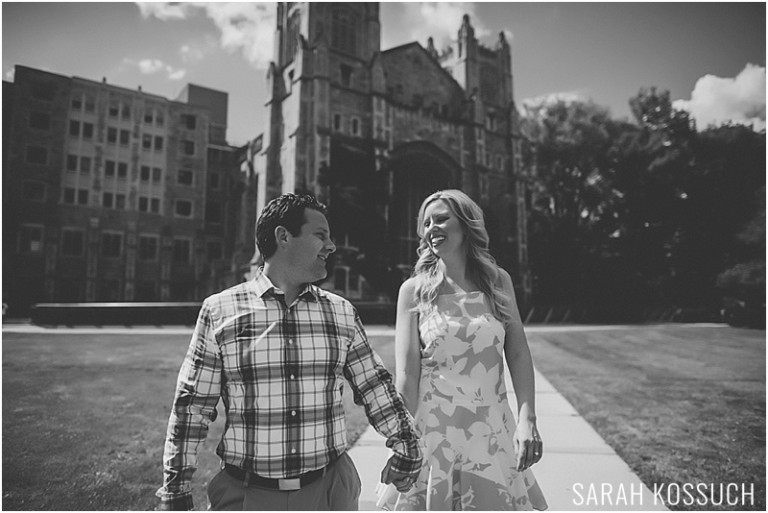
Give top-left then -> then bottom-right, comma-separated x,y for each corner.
3,2 -> 765,146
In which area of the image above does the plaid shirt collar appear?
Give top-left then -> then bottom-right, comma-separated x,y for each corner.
252,269 -> 319,303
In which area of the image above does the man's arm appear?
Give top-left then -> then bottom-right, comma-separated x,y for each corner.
156,301 -> 223,510
342,308 -> 423,477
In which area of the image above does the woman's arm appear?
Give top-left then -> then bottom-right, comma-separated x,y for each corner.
499,268 -> 544,471
394,278 -> 422,415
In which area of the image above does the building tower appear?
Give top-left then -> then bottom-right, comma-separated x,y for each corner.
255,2 -> 531,306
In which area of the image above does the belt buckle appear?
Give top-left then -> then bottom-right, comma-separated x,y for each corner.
278,478 -> 301,491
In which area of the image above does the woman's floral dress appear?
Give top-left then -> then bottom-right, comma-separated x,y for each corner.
377,291 -> 548,510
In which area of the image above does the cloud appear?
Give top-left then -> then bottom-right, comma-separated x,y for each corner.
521,91 -> 588,110
673,64 -> 766,132
137,2 -> 276,69
123,58 -> 187,81
386,2 -> 493,50
5,68 -> 15,81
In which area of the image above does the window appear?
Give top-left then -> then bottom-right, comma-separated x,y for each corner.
22,181 -> 46,202
107,127 -> 117,144
98,279 -> 121,301
177,169 -> 194,185
331,8 -> 357,54
63,188 -> 76,204
109,103 -> 119,118
142,134 -> 152,150
156,111 -> 165,126
144,110 -> 154,124
101,232 -> 123,258
208,172 -> 220,190
121,104 -> 131,120
79,156 -> 91,174
138,235 -> 159,261
82,122 -> 94,139
25,146 -> 48,165
139,197 -> 160,213
71,96 -> 83,110
103,191 -> 126,210
61,229 -> 84,257
18,224 -> 44,254
105,160 -> 116,177
140,166 -> 150,182
120,129 -> 130,146
175,200 -> 193,218
29,112 -> 51,130
84,96 -> 95,112
182,114 -> 196,130
205,202 -> 222,223
63,188 -> 88,205
333,114 -> 342,132
182,140 -> 195,156
67,154 -> 79,172
207,240 -> 223,260
497,155 -> 504,171
173,238 -> 191,263
154,136 -> 164,151
351,117 -> 360,136
152,167 -> 162,182
69,120 -> 80,136
117,162 -> 128,179
340,64 -> 353,87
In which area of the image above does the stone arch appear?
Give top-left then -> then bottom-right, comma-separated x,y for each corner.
386,141 -> 461,272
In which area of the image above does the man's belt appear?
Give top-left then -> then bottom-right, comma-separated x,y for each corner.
224,463 -> 327,491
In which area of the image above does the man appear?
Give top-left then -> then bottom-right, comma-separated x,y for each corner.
156,193 -> 421,510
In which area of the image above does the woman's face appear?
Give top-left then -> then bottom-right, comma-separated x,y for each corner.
422,199 -> 465,258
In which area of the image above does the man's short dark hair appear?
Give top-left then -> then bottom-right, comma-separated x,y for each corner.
256,193 -> 328,260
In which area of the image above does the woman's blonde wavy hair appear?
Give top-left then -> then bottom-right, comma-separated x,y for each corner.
411,189 -> 513,324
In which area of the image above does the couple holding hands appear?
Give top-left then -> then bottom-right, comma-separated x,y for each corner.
156,190 -> 547,511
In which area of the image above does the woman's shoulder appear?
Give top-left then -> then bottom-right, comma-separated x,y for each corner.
495,267 -> 514,290
397,277 -> 419,307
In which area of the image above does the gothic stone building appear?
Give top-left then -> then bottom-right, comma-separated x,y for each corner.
253,2 -> 531,304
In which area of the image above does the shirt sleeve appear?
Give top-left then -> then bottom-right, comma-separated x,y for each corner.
342,308 -> 423,475
156,300 -> 223,509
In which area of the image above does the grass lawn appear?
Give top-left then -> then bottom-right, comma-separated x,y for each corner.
528,324 -> 766,511
1,329 -> 392,511
3,324 -> 763,511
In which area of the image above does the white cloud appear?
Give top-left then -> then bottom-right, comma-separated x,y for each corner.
521,91 -> 588,110
136,2 -> 191,20
673,64 -> 766,132
137,2 -> 276,69
123,58 -> 187,81
5,68 -> 15,81
397,2 -> 490,49
137,59 -> 165,74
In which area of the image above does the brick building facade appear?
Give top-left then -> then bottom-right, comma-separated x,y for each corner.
2,66 -> 252,314
253,2 -> 531,304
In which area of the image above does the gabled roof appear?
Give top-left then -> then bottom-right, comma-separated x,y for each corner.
381,42 -> 465,95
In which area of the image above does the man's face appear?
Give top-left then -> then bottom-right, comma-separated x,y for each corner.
284,208 -> 336,283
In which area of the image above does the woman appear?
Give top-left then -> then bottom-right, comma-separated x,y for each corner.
377,190 -> 547,510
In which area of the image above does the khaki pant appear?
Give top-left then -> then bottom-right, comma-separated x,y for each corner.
207,452 -> 361,511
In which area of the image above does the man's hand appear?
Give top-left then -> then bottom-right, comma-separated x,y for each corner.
381,457 -> 418,493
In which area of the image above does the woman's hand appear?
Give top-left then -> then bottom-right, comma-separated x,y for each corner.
513,417 -> 543,471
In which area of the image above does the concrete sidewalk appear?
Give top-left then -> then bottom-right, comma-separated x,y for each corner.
349,367 -> 668,511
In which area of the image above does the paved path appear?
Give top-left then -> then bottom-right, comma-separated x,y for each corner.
349,327 -> 671,511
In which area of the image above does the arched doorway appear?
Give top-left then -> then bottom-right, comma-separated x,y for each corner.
387,142 -> 461,273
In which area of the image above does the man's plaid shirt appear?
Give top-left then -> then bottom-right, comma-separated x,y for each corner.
157,272 -> 422,509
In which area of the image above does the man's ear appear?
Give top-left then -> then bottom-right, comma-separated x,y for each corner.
274,225 -> 290,249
